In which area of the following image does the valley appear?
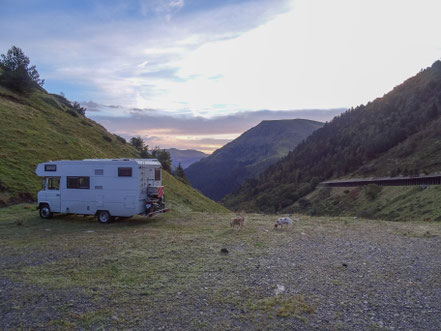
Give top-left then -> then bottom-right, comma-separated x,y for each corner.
1,43 -> 441,331
224,60 -> 441,219
186,119 -> 323,201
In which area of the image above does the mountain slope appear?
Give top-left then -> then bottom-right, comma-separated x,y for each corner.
166,148 -> 208,170
0,85 -> 227,213
224,60 -> 441,216
186,119 -> 323,201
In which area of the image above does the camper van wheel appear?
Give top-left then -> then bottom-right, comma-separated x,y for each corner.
39,204 -> 53,219
97,211 -> 111,224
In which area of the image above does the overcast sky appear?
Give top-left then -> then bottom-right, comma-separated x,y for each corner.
1,0 -> 441,152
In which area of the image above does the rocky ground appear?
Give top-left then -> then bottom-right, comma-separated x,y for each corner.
1,205 -> 440,330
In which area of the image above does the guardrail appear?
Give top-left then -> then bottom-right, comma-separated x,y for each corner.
321,174 -> 441,187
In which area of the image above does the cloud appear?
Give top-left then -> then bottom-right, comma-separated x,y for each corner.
0,0 -> 292,109
77,101 -> 100,112
88,104 -> 345,152
139,0 -> 185,17
2,0 -> 440,134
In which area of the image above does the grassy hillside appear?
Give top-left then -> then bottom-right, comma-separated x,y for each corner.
163,171 -> 227,213
0,85 -> 227,213
186,119 -> 323,201
0,86 -> 136,201
224,60 -> 441,218
294,185 -> 441,222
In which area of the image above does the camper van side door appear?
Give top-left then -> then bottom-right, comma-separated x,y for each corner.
45,177 -> 61,212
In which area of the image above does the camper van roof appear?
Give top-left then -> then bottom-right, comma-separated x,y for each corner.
81,158 -> 161,165
35,159 -> 162,176
36,158 -> 161,170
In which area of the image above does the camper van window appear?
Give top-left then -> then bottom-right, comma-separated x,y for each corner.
67,176 -> 90,189
118,167 -> 132,177
45,164 -> 56,171
94,169 -> 104,175
48,177 -> 60,190
155,168 -> 161,181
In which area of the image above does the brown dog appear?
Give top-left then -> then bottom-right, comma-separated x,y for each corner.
230,214 -> 245,230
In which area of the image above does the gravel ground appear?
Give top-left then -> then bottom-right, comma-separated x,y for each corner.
1,212 -> 440,330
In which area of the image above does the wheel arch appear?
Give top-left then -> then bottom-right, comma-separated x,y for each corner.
38,202 -> 50,209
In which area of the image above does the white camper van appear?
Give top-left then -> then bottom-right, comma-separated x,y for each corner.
35,159 -> 168,223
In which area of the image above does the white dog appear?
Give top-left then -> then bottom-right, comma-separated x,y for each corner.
274,217 -> 299,228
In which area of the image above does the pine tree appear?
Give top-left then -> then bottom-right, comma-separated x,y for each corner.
174,163 -> 188,183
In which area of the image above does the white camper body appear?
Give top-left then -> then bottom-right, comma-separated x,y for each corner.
35,159 -> 166,222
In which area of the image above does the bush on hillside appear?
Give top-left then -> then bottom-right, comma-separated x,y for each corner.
115,135 -> 126,144
364,184 -> 382,200
67,109 -> 79,117
72,101 -> 86,115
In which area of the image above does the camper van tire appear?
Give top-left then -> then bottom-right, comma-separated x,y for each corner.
39,204 -> 53,219
97,210 -> 112,224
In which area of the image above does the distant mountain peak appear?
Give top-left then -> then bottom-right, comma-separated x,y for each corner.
166,148 -> 208,170
185,118 -> 323,201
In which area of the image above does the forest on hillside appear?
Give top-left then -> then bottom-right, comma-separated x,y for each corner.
186,119 -> 323,201
224,60 -> 441,213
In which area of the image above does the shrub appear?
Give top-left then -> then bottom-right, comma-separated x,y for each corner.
359,207 -> 377,219
72,101 -> 86,115
66,109 -> 78,117
81,120 -> 92,127
298,198 -> 310,208
364,184 -> 382,200
115,135 -> 126,144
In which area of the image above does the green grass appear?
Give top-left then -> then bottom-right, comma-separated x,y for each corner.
0,85 -> 227,213
249,295 -> 316,319
163,171 -> 228,213
0,86 -> 137,198
299,184 -> 441,222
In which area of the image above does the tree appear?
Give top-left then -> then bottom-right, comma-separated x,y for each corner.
174,163 -> 188,183
129,136 -> 150,158
129,136 -> 144,150
151,147 -> 171,172
0,46 -> 44,93
72,101 -> 86,116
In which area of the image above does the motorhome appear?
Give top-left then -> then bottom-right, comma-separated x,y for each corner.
35,159 -> 168,223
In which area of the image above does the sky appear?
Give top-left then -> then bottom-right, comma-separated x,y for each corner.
1,0 -> 441,153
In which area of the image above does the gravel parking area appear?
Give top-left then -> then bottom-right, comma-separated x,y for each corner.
1,208 -> 440,330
